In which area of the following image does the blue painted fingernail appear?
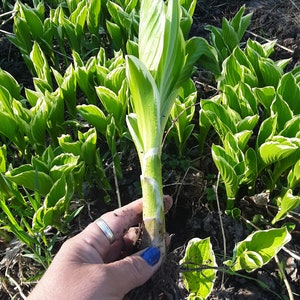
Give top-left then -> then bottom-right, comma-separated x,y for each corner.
141,246 -> 161,266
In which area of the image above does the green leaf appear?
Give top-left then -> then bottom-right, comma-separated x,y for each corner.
256,115 -> 277,148
77,104 -> 107,136
259,136 -> 298,165
225,227 -> 291,272
236,82 -> 258,115
126,113 -> 144,155
242,147 -> 258,184
79,128 -> 97,166
235,130 -> 253,151
185,37 -> 220,77
58,135 -> 81,156
106,20 -> 122,50
0,69 -> 21,100
270,95 -> 293,132
74,65 -> 97,104
95,86 -> 122,119
50,153 -> 80,182
279,115 -> 300,138
220,54 -> 243,87
32,157 -> 49,174
231,5 -> 252,41
272,189 -> 300,224
277,72 -> 300,114
25,88 -> 40,107
19,2 -> 44,40
45,174 -> 74,208
201,99 -> 237,139
0,85 -> 14,116
6,167 -> 53,195
222,18 -> 239,51
271,149 -> 300,187
126,55 -> 161,150
156,0 -> 185,116
54,65 -> 77,117
41,175 -> 75,230
212,144 -> 239,201
106,118 -> 122,178
237,115 -> 259,132
180,237 -> 217,300
253,86 -> 275,114
30,42 -> 52,88
223,132 -> 243,163
287,160 -> 300,189
205,24 -> 227,62
180,5 -> 193,38
30,100 -> 48,147
0,195 -> 35,247
70,0 -> 87,30
138,0 -> 165,72
63,18 -> 80,52
0,145 -> 7,173
246,39 -> 276,59
259,57 -> 282,87
0,111 -> 17,139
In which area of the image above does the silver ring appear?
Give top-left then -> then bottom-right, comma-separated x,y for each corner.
95,218 -> 116,244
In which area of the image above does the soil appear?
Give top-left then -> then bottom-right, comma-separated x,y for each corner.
0,0 -> 300,299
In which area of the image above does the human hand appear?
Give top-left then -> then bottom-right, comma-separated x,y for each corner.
28,196 -> 173,300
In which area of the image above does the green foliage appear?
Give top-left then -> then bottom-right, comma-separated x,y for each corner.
180,238 -> 217,299
1,0 -> 300,297
200,22 -> 300,212
126,0 -> 194,255
204,5 -> 252,73
224,227 -> 291,272
169,79 -> 197,156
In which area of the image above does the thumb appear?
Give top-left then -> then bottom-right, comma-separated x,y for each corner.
106,247 -> 162,296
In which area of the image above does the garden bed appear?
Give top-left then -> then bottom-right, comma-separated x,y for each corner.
0,0 -> 299,299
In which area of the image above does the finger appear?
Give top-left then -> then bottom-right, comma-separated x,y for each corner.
122,228 -> 171,258
101,195 -> 173,243
163,195 -> 173,213
80,196 -> 173,259
121,227 -> 141,257
74,198 -> 143,260
102,247 -> 162,297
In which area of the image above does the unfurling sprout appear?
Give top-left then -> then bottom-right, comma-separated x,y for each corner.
126,0 -> 204,258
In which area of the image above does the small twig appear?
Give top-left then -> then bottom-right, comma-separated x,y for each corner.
112,162 -> 122,208
0,9 -> 17,20
274,254 -> 294,300
282,246 -> 300,261
52,48 -> 73,62
213,172 -> 226,287
194,80 -> 219,93
5,268 -> 27,299
240,215 -> 260,230
0,10 -> 17,33
246,30 -> 294,54
162,102 -> 200,148
289,0 -> 300,13
171,166 -> 201,213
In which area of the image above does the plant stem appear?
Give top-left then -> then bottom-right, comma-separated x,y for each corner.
140,147 -> 166,258
274,254 -> 294,300
214,173 -> 226,287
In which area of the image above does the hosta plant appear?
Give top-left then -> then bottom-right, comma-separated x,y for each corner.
126,0 -> 211,257
180,227 -> 291,299
200,33 -> 300,212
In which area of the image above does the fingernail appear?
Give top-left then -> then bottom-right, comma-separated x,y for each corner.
141,246 -> 160,266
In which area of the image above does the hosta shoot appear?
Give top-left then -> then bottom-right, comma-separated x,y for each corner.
126,0 -> 203,257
